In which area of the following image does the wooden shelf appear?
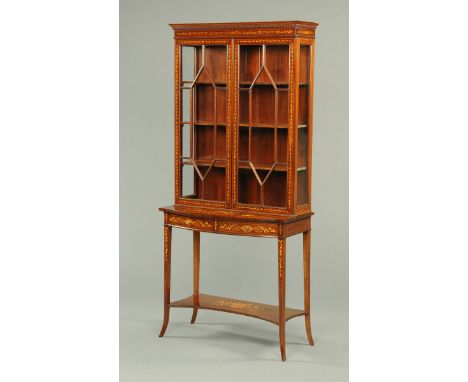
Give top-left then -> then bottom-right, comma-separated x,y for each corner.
182,82 -> 306,88
180,121 -> 226,126
239,81 -> 289,87
182,122 -> 305,129
239,122 -> 288,129
238,161 -> 288,172
182,159 -> 226,167
238,123 -> 307,129
180,160 -> 294,173
238,81 -> 308,87
170,294 -> 305,325
181,81 -> 227,87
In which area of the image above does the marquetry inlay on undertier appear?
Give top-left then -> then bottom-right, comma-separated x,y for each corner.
169,294 -> 306,325
212,300 -> 261,311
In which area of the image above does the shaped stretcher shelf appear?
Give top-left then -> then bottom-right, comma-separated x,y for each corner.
170,293 -> 305,325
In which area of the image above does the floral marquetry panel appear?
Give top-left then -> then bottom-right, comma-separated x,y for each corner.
163,210 -> 313,238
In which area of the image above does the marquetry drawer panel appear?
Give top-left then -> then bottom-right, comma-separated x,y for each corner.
166,214 -> 214,231
216,221 -> 278,236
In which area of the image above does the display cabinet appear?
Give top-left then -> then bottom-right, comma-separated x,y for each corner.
159,21 -> 318,361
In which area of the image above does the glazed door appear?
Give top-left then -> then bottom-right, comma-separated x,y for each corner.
233,41 -> 294,213
175,40 -> 232,208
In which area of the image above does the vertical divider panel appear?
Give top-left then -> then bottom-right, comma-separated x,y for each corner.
286,40 -> 295,213
174,42 -> 181,202
293,38 -> 301,212
232,41 -> 238,209
308,39 -> 316,209
226,40 -> 233,207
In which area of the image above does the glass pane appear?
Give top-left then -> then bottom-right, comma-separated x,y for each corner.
181,164 -> 195,197
182,46 -> 195,82
202,46 -> 227,84
265,45 -> 289,84
297,45 -> 311,206
239,45 -> 261,84
237,44 -> 290,208
238,90 -> 249,125
181,88 -> 191,123
194,124 -> 213,160
181,124 -> 191,158
195,85 -> 214,122
216,87 -> 227,124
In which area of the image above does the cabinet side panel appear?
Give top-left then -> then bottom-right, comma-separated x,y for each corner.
174,42 -> 181,202
296,38 -> 315,211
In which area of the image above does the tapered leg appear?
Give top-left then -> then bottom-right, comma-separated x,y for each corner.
190,231 -> 200,324
159,225 -> 172,337
278,237 -> 286,361
303,230 -> 314,345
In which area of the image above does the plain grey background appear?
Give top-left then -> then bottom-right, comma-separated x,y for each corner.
120,0 -> 348,380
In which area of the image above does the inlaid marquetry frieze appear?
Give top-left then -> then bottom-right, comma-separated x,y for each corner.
167,215 -> 213,230
218,222 -> 277,235
176,29 -> 295,38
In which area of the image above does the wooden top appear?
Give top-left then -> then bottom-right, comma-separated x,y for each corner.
170,21 -> 318,39
159,204 -> 313,224
170,21 -> 318,30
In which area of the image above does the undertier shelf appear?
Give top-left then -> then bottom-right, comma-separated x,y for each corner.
170,294 -> 305,325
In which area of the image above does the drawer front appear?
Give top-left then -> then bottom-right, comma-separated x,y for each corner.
165,213 -> 281,237
166,214 -> 214,231
216,221 -> 278,236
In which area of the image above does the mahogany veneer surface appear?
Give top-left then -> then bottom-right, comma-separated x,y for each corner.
170,294 -> 305,325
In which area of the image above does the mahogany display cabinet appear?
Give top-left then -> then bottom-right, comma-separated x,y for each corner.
159,21 -> 318,361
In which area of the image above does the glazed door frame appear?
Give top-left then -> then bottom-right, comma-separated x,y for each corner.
232,38 -> 296,214
174,38 -> 233,208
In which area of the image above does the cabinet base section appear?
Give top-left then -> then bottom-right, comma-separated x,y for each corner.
170,293 -> 305,325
